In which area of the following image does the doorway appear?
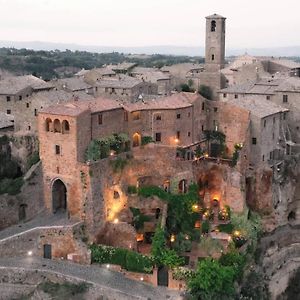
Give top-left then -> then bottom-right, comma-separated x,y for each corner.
43,244 -> 52,259
52,179 -> 67,213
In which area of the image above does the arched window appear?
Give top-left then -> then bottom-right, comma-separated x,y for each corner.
211,20 -> 216,32
53,119 -> 61,133
62,120 -> 70,134
45,118 -> 52,132
132,132 -> 141,147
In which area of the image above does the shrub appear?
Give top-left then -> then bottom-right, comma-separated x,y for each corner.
217,223 -> 234,234
198,84 -> 213,100
110,157 -> 128,173
127,185 -> 137,194
173,266 -> 195,281
0,177 -> 24,195
201,220 -> 210,234
90,244 -> 153,273
141,136 -> 154,145
27,151 -> 40,169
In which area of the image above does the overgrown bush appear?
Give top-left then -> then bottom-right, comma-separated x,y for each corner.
130,207 -> 151,230
198,84 -> 213,100
109,157 -> 128,173
0,177 -> 24,195
172,266 -> 195,281
127,185 -> 137,194
141,136 -> 154,145
27,151 -> 40,169
90,244 -> 153,273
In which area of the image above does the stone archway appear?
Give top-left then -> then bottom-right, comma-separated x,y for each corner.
52,179 -> 67,213
132,133 -> 141,147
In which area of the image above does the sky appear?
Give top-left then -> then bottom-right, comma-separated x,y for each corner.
0,0 -> 299,48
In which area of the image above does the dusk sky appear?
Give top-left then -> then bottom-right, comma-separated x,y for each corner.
0,0 -> 299,48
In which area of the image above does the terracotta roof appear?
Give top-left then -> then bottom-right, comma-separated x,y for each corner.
124,92 -> 200,112
95,75 -> 143,89
130,67 -> 170,82
0,75 -> 48,95
40,97 -> 123,117
54,77 -> 92,91
227,97 -> 288,118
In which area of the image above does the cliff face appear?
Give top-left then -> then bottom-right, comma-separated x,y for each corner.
253,155 -> 300,299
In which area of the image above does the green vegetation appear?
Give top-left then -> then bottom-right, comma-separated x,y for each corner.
39,281 -> 89,300
204,130 -> 226,157
151,226 -> 184,268
231,143 -> 243,167
141,136 -> 154,146
198,84 -> 213,100
0,177 -> 24,195
85,133 -> 130,161
180,83 -> 195,93
139,184 -> 201,238
110,157 -> 128,173
27,151 -> 40,169
0,47 -> 203,80
130,207 -> 151,230
127,185 -> 137,194
90,244 -> 153,273
198,236 -> 223,256
188,258 -> 236,300
217,223 -> 234,234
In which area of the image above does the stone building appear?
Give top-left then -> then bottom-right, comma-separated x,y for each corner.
52,77 -> 94,94
0,75 -> 54,116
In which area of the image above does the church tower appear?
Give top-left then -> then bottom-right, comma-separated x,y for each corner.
205,14 -> 226,71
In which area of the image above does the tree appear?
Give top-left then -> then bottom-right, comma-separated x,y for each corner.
188,259 -> 236,300
151,226 -> 166,266
198,84 -> 213,100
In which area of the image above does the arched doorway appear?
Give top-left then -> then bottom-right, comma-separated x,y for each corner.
178,179 -> 187,194
132,133 -> 141,147
52,179 -> 67,213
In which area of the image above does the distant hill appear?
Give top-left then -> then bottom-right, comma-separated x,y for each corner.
0,40 -> 300,57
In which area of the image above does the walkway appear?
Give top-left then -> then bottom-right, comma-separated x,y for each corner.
0,257 -> 182,300
0,211 -> 79,242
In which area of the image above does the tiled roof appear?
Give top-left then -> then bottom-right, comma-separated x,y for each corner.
40,97 -> 123,117
54,77 -> 92,91
0,112 -> 14,129
270,59 -> 300,69
124,92 -> 200,112
0,75 -> 48,95
107,62 -> 137,71
227,97 -> 288,118
95,75 -> 143,89
130,67 -> 170,82
75,69 -> 89,76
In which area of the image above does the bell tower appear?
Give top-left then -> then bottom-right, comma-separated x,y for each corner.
205,14 -> 226,71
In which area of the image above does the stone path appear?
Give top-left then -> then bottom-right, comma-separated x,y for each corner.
0,257 -> 183,300
0,211 -> 79,242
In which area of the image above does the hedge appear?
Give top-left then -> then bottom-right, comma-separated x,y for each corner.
90,244 -> 153,274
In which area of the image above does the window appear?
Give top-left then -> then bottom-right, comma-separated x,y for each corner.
266,95 -> 270,100
273,117 -> 275,124
234,94 -> 238,99
155,132 -> 161,142
98,114 -> 103,125
45,118 -> 52,132
202,103 -> 205,111
62,120 -> 70,133
188,132 -> 191,137
283,112 -> 286,120
111,88 -> 116,94
6,109 -> 11,114
124,111 -> 128,121
177,113 -> 181,119
211,54 -> 215,61
262,155 -> 265,161
132,111 -> 141,120
34,109 -> 37,116
176,131 -> 180,139
26,103 -> 29,108
188,112 -> 191,117
214,107 -> 218,112
156,115 -> 162,121
201,125 -> 204,131
55,145 -> 61,155
105,87 -> 109,93
264,120 -> 266,127
252,138 -> 257,145
211,20 -> 216,32
223,93 -> 227,98
6,96 -> 10,102
53,119 -> 61,133
28,126 -> 31,131
283,95 -> 288,103
26,94 -> 29,98
272,132 -> 275,140
19,95 -> 22,100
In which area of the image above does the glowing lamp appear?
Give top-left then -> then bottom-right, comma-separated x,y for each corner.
140,277 -> 144,281
194,220 -> 201,228
233,230 -> 240,237
27,251 -> 33,256
170,234 -> 176,243
174,138 -> 179,143
113,218 -> 119,224
204,153 -> 209,158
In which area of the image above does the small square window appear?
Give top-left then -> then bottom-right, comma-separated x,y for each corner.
6,109 -> 11,114
155,132 -> 161,142
176,113 -> 181,119
6,96 -> 11,102
252,138 -> 257,145
156,115 -> 162,121
188,132 -> 191,137
223,93 -> 227,98
26,103 -> 29,108
234,94 -> 238,99
266,95 -> 270,100
283,95 -> 288,103
214,107 -> 218,112
55,145 -> 61,155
